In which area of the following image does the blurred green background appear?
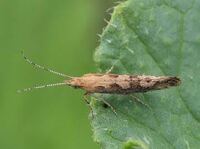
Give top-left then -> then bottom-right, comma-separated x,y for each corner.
0,0 -> 115,149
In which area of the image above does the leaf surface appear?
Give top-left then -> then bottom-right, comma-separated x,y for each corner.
92,0 -> 200,148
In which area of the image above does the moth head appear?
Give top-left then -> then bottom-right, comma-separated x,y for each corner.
66,78 -> 84,89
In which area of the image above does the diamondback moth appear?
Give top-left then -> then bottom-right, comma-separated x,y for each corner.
19,51 -> 181,115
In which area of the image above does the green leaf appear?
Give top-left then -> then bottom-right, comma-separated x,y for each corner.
91,0 -> 200,148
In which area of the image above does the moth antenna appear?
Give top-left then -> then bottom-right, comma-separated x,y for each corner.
21,50 -> 73,79
17,82 -> 69,93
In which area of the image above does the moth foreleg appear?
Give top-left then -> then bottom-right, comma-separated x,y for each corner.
106,65 -> 114,74
83,93 -> 94,118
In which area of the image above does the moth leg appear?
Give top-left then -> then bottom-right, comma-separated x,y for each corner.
130,95 -> 152,110
96,96 -> 117,116
106,65 -> 114,74
83,93 -> 94,118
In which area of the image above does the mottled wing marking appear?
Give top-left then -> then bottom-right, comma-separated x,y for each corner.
95,86 -> 106,91
108,74 -> 119,78
109,83 -> 123,90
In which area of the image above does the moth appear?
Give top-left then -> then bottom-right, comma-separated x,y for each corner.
19,51 -> 181,93
67,73 -> 180,95
19,51 -> 181,114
